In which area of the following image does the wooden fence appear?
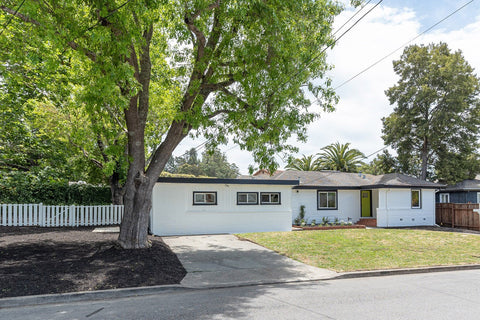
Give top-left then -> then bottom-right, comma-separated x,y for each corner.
435,203 -> 480,231
0,204 -> 124,227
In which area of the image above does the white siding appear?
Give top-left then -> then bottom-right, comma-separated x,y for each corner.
376,189 -> 435,227
291,189 -> 361,224
150,183 -> 293,236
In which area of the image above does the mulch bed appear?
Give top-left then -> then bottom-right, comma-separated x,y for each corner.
0,226 -> 187,298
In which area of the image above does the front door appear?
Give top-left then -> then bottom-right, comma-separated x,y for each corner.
361,190 -> 372,217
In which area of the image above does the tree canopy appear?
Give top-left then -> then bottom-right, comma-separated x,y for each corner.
286,142 -> 365,172
359,150 -> 398,175
316,142 -> 365,172
383,43 -> 480,183
286,154 -> 322,171
1,0 -> 349,248
166,147 -> 239,178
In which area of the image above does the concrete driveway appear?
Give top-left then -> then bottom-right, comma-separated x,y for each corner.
162,234 -> 337,288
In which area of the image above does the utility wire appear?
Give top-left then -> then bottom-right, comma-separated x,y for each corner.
0,0 -> 26,37
277,0 -> 383,95
185,0 -> 383,158
283,0 -> 476,168
332,0 -> 372,37
334,0 -> 475,90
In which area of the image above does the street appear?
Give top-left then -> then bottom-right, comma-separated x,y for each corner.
1,270 -> 479,320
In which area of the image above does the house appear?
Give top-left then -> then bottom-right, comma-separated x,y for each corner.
436,179 -> 480,204
261,171 -> 442,228
150,177 -> 298,236
149,171 -> 443,236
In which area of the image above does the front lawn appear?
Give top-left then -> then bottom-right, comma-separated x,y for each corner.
238,229 -> 480,272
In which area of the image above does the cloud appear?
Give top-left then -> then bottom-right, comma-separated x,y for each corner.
175,4 -> 480,174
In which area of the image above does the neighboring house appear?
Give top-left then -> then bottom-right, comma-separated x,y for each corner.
150,171 -> 443,236
436,179 -> 480,204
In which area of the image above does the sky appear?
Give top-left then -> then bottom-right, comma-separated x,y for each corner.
173,0 -> 480,174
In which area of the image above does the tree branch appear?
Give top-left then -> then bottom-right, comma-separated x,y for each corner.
1,5 -> 97,62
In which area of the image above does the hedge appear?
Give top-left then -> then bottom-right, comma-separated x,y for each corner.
0,180 -> 111,205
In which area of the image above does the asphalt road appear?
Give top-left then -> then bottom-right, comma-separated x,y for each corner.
1,270 -> 479,320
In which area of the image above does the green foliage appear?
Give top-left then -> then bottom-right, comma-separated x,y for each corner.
360,150 -> 399,175
321,216 -> 330,226
294,205 -> 306,225
0,172 -> 110,205
286,154 -> 322,171
383,43 -> 480,183
167,148 -> 239,178
316,142 -> 365,172
287,142 -> 365,172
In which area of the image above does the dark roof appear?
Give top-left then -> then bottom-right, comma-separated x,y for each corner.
270,170 -> 442,189
157,171 -> 443,189
442,179 -> 480,192
156,177 -> 299,186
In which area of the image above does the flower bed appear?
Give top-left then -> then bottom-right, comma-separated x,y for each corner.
293,224 -> 366,230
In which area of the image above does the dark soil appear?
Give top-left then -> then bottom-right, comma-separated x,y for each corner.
0,227 -> 187,298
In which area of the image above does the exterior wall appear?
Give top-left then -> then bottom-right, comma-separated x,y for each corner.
377,188 -> 435,227
291,189 -> 361,224
150,183 -> 293,236
371,189 -> 379,218
448,191 -> 479,204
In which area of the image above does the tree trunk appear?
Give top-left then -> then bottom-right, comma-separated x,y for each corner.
118,173 -> 153,249
420,136 -> 428,180
109,172 -> 124,205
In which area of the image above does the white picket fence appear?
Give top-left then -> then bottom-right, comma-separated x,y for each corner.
0,204 -> 124,227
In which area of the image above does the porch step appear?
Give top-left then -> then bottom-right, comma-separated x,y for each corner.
357,218 -> 377,227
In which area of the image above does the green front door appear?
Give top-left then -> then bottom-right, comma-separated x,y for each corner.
361,190 -> 372,217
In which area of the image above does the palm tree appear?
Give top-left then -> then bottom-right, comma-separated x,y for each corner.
286,154 -> 322,171
317,142 -> 365,172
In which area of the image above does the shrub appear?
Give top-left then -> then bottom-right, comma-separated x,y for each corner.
321,216 -> 330,226
0,175 -> 111,205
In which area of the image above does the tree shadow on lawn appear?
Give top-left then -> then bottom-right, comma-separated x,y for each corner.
0,239 -> 187,298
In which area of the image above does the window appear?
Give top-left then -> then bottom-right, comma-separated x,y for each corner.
411,189 -> 421,208
317,191 -> 337,210
439,193 -> 449,203
193,192 -> 217,205
260,192 -> 281,205
237,192 -> 258,205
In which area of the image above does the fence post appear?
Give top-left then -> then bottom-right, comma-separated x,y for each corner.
39,203 -> 45,227
451,205 -> 455,228
69,205 -> 75,227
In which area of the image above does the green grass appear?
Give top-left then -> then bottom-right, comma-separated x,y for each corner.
238,229 -> 480,272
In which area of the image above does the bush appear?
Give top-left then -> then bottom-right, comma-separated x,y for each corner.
0,173 -> 111,205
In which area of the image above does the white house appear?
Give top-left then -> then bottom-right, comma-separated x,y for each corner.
272,171 -> 440,228
150,171 -> 442,236
150,177 -> 298,236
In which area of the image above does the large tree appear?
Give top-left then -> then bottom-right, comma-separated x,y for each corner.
1,0 -> 347,248
383,43 -> 480,182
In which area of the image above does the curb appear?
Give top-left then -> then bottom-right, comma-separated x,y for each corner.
0,284 -> 186,309
334,264 -> 480,279
2,265 -> 479,309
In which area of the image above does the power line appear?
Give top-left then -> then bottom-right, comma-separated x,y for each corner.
188,1 -> 383,157
277,0 -> 383,96
0,0 -> 26,37
332,0 -> 372,37
334,0 -> 475,90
